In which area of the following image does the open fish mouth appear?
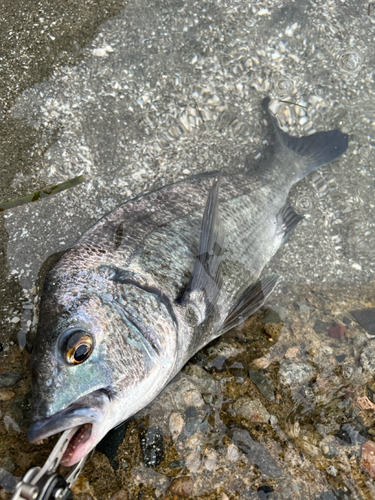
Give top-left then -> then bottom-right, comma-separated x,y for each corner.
28,389 -> 110,466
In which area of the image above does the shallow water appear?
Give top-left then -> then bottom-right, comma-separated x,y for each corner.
1,0 -> 375,498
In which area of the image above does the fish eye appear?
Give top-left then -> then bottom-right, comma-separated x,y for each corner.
62,329 -> 94,365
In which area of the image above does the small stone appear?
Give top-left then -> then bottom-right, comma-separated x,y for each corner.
226,443 -> 240,462
0,372 -> 21,387
362,440 -> 375,477
229,362 -> 247,378
262,308 -> 282,324
360,343 -> 375,374
168,477 -> 194,498
295,301 -> 310,314
111,489 -> 128,500
326,465 -> 337,476
328,323 -> 346,339
264,322 -> 282,338
140,426 -> 164,467
249,370 -> 275,401
279,362 -> 314,385
210,355 -> 227,372
233,397 -> 270,423
0,390 -> 15,401
351,308 -> 375,337
10,317 -> 20,324
269,415 -> 278,425
169,412 -> 184,440
284,347 -> 299,360
313,319 -> 330,334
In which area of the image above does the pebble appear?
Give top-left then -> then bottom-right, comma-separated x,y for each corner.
0,372 -> 21,387
10,317 -> 20,324
360,343 -> 375,374
350,308 -> 375,336
233,397 -> 270,423
226,443 -> 240,462
0,390 -> 15,401
168,477 -> 194,498
169,412 -> 184,440
279,362 -> 314,385
249,370 -> 275,401
328,323 -> 347,339
140,426 -> 164,467
362,440 -> 375,477
313,319 -> 331,334
284,347 -> 299,360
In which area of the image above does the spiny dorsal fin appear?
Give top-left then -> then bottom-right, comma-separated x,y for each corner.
220,274 -> 281,334
277,201 -> 304,242
179,173 -> 225,324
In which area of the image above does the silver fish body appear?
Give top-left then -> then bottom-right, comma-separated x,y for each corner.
28,100 -> 348,465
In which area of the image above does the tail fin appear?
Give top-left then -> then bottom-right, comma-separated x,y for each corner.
263,97 -> 349,180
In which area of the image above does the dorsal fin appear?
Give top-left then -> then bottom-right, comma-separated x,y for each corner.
178,174 -> 225,324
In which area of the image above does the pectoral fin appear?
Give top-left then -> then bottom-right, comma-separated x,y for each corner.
220,274 -> 281,334
179,174 -> 225,324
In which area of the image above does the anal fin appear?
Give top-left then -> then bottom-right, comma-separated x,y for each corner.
178,174 -> 225,324
277,201 -> 304,243
220,274 -> 281,334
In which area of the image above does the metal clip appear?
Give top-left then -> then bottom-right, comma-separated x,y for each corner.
11,428 -> 88,500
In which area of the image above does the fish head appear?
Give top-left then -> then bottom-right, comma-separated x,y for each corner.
28,265 -> 178,465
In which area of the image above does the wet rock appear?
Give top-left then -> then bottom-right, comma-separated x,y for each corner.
284,346 -> 299,360
0,467 -> 18,492
313,319 -> 331,333
295,301 -> 310,314
184,416 -> 202,437
262,308 -> 282,324
231,429 -> 283,478
0,457 -> 16,473
227,443 -> 241,462
0,371 -> 21,387
328,323 -> 346,339
257,485 -> 274,499
203,449 -> 218,471
249,370 -> 275,401
335,424 -> 366,446
360,343 -> 375,374
111,489 -> 128,500
185,406 -> 197,418
0,390 -> 15,401
132,463 -> 169,494
263,322 -> 282,338
335,354 -> 347,363
169,459 -> 184,468
361,440 -> 375,477
229,362 -> 248,378
169,411 -> 184,440
342,316 -> 352,325
210,355 -> 228,372
350,308 -> 375,336
279,362 -> 314,385
233,397 -> 270,423
140,426 -> 164,467
168,476 -> 193,497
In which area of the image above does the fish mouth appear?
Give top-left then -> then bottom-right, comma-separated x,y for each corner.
28,389 -> 110,466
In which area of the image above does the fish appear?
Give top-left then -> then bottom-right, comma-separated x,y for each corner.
27,98 -> 348,466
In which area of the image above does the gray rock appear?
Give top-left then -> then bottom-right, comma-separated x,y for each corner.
350,308 -> 375,337
231,429 -> 283,478
0,468 -> 19,492
279,362 -> 314,385
233,397 -> 270,423
360,343 -> 375,374
249,370 -> 275,401
295,301 -> 311,314
0,371 -> 21,387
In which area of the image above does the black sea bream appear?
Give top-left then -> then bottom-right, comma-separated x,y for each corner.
28,99 -> 348,465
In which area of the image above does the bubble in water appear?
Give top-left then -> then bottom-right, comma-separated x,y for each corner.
337,49 -> 364,74
296,195 -> 313,212
273,75 -> 294,98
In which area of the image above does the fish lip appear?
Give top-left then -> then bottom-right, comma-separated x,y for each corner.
28,388 -> 109,443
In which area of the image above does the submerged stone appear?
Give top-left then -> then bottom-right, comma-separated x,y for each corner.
328,323 -> 346,339
279,362 -> 314,385
350,308 -> 375,336
140,426 -> 164,467
313,319 -> 331,333
233,397 -> 270,423
249,370 -> 275,401
0,372 -> 21,387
